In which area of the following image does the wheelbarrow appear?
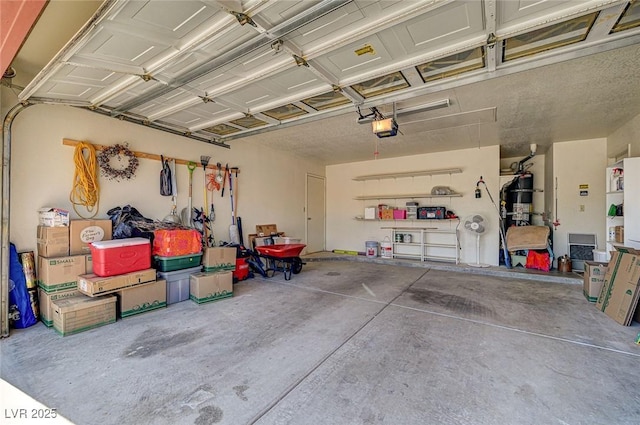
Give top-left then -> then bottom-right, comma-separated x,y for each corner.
248,243 -> 306,280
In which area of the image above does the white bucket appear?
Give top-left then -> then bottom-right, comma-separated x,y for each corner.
365,241 -> 378,258
593,249 -> 608,262
380,237 -> 392,259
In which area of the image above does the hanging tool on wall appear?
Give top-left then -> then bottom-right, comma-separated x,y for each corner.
233,167 -> 239,222
215,162 -> 224,185
162,158 -> 182,224
205,166 -> 219,246
200,156 -> 212,247
553,177 -> 561,229
221,163 -> 229,197
229,168 -> 240,244
181,161 -> 196,227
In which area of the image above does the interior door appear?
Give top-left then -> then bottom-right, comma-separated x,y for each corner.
306,174 -> 325,253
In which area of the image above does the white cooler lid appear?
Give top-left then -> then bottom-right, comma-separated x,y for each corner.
90,237 -> 150,249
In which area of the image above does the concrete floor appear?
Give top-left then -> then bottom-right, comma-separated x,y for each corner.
2,261 -> 640,425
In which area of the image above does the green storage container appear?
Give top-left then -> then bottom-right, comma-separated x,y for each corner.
154,253 -> 202,272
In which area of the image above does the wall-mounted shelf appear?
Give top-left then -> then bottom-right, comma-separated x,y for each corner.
354,193 -> 462,200
352,168 -> 462,181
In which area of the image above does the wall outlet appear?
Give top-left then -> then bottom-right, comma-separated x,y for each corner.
579,205 -> 585,212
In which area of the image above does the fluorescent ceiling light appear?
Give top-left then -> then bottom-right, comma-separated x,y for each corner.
398,98 -> 450,114
357,99 -> 449,125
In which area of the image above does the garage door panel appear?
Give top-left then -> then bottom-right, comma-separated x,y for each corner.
313,34 -> 393,80
81,29 -> 165,68
394,1 -> 484,50
260,67 -> 326,94
38,80 -> 101,100
220,84 -> 278,108
256,0 -> 322,27
100,79 -> 166,108
287,2 -> 365,50
498,0 -> 593,28
162,102 -> 233,129
112,0 -> 220,40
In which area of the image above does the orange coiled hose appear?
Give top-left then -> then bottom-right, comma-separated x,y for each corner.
69,142 -> 100,218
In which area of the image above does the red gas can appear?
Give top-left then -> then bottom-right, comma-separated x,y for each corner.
233,257 -> 250,282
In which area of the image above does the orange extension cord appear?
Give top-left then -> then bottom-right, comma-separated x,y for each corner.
69,142 -> 100,218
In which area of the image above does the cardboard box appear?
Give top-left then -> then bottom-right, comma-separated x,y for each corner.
615,226 -> 624,243
38,208 -> 69,227
256,224 -> 279,236
85,254 -> 93,274
116,279 -> 167,318
37,255 -> 86,293
202,247 -> 236,272
583,261 -> 608,302
364,207 -> 376,220
89,238 -> 151,276
393,209 -> 407,220
77,268 -> 156,297
69,219 -> 112,255
596,247 -> 640,325
380,209 -> 394,220
38,287 -> 81,327
37,226 -> 70,257
189,271 -> 233,304
52,295 -> 116,336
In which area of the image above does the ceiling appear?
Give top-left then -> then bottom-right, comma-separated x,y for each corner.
7,0 -> 640,164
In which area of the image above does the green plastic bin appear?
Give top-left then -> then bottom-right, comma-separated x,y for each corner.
154,253 -> 202,272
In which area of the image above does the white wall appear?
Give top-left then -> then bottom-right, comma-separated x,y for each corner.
551,139 -> 607,260
608,112 -> 640,159
7,103 -> 324,252
500,154 -> 545,226
326,146 -> 501,265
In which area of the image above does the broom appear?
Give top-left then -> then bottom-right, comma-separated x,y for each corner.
200,155 -> 211,247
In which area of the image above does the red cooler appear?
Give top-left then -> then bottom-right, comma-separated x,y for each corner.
89,238 -> 151,277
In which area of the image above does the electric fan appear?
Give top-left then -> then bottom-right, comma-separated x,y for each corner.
463,214 -> 490,268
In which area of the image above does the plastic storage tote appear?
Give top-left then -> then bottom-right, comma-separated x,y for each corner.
157,265 -> 202,304
154,253 -> 202,272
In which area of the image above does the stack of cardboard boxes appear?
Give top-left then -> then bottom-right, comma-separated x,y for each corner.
36,211 -> 238,336
36,215 -> 115,336
78,237 -> 165,320
584,246 -> 640,326
191,247 -> 235,304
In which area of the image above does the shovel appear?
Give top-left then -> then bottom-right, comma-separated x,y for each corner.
181,162 -> 196,227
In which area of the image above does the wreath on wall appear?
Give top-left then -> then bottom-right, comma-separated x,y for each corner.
97,143 -> 139,181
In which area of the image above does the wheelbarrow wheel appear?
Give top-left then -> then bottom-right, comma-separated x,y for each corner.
292,258 -> 303,274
